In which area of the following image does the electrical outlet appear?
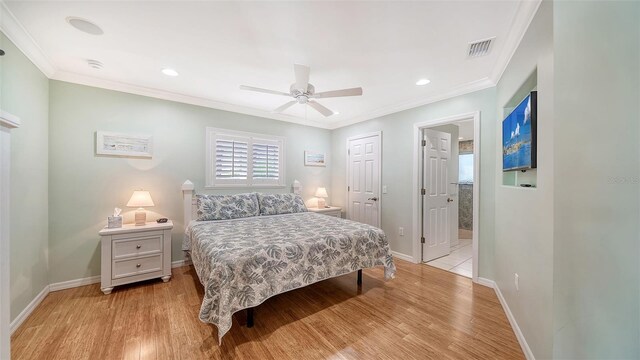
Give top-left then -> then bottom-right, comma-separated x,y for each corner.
399,227 -> 404,236
514,273 -> 519,291
382,185 -> 388,194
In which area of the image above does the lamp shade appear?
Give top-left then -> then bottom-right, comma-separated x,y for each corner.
315,187 -> 328,198
126,190 -> 155,207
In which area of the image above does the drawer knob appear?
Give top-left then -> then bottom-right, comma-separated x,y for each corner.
136,245 -> 142,249
136,264 -> 141,268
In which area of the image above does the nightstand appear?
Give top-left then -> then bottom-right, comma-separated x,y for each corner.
308,206 -> 342,218
99,221 -> 173,294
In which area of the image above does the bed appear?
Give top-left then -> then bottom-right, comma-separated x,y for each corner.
181,180 -> 396,343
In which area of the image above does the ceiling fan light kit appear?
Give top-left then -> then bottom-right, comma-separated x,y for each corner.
240,64 -> 363,117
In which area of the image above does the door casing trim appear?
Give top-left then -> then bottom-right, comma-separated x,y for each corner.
412,111 -> 480,283
346,131 -> 382,228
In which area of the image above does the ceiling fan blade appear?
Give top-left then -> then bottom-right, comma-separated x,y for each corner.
312,87 -> 363,98
272,101 -> 298,113
239,85 -> 290,97
293,64 -> 310,92
307,100 -> 334,117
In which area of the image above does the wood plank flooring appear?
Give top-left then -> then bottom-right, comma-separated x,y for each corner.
11,260 -> 524,359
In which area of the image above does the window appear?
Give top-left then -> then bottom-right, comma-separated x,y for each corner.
206,128 -> 285,187
458,153 -> 474,183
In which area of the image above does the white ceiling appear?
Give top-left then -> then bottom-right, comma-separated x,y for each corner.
1,1 -> 540,129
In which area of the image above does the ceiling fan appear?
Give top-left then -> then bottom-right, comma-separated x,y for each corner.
239,64 -> 363,117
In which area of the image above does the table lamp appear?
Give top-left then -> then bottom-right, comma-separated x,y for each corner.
315,187 -> 328,208
127,190 -> 155,225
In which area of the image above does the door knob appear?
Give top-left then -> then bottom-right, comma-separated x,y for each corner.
447,198 -> 454,203
368,197 -> 378,201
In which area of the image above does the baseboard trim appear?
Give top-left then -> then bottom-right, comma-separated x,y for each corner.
476,277 -> 495,288
492,281 -> 535,360
10,285 -> 49,335
171,259 -> 192,268
391,251 -> 415,263
49,275 -> 101,292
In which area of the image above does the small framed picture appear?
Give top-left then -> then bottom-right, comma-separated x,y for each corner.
96,131 -> 153,158
304,151 -> 326,167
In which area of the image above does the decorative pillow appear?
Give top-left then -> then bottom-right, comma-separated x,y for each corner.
257,193 -> 308,216
196,193 -> 259,221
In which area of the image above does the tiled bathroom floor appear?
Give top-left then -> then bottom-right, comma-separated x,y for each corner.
425,238 -> 473,278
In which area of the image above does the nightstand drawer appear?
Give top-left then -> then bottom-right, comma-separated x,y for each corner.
112,234 -> 162,259
112,254 -> 162,279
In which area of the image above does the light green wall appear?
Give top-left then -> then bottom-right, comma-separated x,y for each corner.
48,81 -> 332,283
330,87 -> 496,278
0,33 -> 50,320
552,1 -> 640,358
493,2 -> 554,359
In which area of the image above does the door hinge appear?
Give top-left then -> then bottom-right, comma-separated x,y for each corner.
421,139 -> 426,146
348,149 -> 350,155
421,236 -> 425,244
348,186 -> 350,191
421,188 -> 426,195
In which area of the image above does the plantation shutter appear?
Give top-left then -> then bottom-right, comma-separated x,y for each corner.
215,139 -> 248,180
252,142 -> 280,182
206,128 -> 285,187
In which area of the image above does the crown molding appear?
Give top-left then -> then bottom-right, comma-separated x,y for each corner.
489,0 -> 542,84
51,71 -> 333,129
326,77 -> 495,130
0,1 -> 55,77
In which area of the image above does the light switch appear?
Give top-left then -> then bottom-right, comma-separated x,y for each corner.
382,185 -> 387,194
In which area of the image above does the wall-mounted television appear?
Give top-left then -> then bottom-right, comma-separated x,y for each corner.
502,91 -> 537,172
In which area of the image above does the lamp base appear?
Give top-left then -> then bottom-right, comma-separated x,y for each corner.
134,209 -> 146,226
317,198 -> 326,209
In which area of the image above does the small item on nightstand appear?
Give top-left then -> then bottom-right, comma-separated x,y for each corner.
107,207 -> 123,228
156,218 -> 168,223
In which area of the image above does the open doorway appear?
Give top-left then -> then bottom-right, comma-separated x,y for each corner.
423,121 -> 474,277
412,112 -> 479,281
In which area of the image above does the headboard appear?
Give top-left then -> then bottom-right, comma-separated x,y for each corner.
181,179 -> 302,227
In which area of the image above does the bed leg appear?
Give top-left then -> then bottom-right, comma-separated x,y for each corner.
246,307 -> 254,328
357,269 -> 362,286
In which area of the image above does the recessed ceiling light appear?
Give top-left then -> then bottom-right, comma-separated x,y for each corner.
458,137 -> 464,140
334,111 -> 340,115
66,17 -> 103,35
161,68 -> 179,77
416,79 -> 431,86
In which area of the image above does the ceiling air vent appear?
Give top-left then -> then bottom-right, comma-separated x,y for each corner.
87,59 -> 104,70
467,37 -> 495,58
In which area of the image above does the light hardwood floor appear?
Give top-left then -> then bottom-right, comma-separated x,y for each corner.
11,260 -> 524,359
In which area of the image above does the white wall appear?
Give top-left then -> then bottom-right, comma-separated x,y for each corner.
493,2 -> 554,358
331,88 -> 496,277
552,1 -> 640,358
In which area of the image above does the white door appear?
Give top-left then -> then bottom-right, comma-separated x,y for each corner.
422,129 -> 452,262
347,133 -> 380,227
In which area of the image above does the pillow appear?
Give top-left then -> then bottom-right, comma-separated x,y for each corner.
257,193 -> 308,216
196,193 -> 259,221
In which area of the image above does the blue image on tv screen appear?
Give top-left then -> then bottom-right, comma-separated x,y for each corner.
502,94 -> 534,171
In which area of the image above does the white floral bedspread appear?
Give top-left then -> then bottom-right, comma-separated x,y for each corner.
184,212 -> 396,343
